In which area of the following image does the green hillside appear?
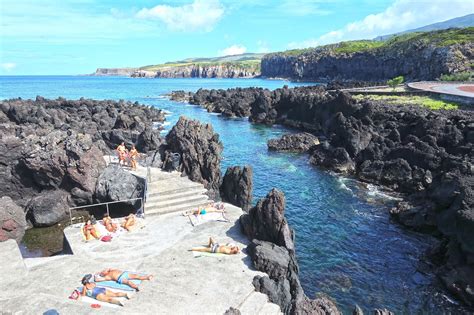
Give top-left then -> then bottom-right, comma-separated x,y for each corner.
274,27 -> 474,57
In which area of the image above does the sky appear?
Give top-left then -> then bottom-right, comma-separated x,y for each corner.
1,0 -> 473,75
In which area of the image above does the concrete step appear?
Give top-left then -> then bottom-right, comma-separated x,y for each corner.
259,302 -> 282,315
145,199 -> 213,216
239,292 -> 269,315
146,194 -> 210,209
147,181 -> 203,194
148,187 -> 207,202
147,173 -> 182,182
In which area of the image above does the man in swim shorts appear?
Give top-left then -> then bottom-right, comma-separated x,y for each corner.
190,237 -> 240,255
95,268 -> 153,291
116,142 -> 128,167
81,274 -> 130,306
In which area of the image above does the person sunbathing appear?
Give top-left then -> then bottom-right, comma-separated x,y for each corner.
102,215 -> 118,233
81,274 -> 131,306
121,213 -> 136,232
82,219 -> 100,241
95,268 -> 153,291
190,237 -> 240,255
182,204 -> 225,217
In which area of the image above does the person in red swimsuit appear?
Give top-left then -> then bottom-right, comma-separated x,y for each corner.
83,219 -> 100,241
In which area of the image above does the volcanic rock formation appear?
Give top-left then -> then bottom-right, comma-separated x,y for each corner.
162,116 -> 223,200
220,166 -> 253,212
0,197 -> 27,243
268,133 -> 320,152
240,189 -> 340,315
0,97 -> 164,229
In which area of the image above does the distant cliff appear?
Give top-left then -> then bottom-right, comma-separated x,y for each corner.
94,53 -> 263,79
132,64 -> 259,78
261,28 -> 474,82
94,68 -> 138,76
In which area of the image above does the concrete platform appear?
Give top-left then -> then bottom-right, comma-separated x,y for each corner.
1,194 -> 281,314
0,157 -> 282,314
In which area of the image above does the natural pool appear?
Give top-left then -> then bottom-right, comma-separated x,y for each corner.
0,76 -> 466,313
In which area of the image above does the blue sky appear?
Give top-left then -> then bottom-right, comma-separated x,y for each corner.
1,0 -> 473,75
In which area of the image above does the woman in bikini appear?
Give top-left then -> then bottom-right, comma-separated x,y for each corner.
82,219 -> 100,241
129,145 -> 139,171
190,237 -> 240,255
102,214 -> 118,233
121,213 -> 136,232
81,274 -> 130,306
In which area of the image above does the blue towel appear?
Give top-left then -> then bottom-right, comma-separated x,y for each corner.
93,279 -> 141,291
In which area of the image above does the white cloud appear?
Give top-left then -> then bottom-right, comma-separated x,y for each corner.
288,0 -> 474,48
218,45 -> 247,56
1,63 -> 17,72
136,0 -> 224,32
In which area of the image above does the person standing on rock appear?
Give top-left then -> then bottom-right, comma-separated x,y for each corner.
129,145 -> 139,171
116,142 -> 128,167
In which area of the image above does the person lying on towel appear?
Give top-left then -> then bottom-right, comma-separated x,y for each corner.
102,214 -> 118,233
121,213 -> 136,232
182,204 -> 225,217
82,219 -> 100,241
95,268 -> 153,291
190,237 -> 240,255
81,274 -> 131,306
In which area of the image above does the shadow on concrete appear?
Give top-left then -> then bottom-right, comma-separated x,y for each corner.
225,217 -> 258,271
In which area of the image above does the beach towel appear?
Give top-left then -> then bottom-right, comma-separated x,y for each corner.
187,212 -> 229,227
192,251 -> 229,258
74,286 -> 130,309
92,279 -> 141,291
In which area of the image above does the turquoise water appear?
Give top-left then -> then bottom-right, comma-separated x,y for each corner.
0,76 -> 463,313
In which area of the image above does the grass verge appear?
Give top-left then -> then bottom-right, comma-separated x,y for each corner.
353,94 -> 459,110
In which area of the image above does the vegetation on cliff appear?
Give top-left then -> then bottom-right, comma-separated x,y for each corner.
273,28 -> 474,57
352,94 -> 459,110
262,28 -> 473,81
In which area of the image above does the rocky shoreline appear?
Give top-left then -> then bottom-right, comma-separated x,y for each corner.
0,97 -> 165,234
169,85 -> 474,307
2,92 -> 472,313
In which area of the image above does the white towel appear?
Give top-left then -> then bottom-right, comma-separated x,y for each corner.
187,212 -> 229,226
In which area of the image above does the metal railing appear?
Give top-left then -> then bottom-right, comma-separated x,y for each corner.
73,153 -> 153,226
144,165 -> 151,203
68,197 -> 144,225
